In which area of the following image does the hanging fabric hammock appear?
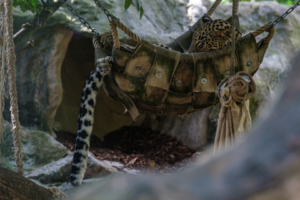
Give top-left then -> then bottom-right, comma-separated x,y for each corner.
68,0 -> 280,186
92,16 -> 274,120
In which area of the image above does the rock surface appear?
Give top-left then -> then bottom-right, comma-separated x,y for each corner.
26,152 -> 139,193
26,152 -> 119,184
150,108 -> 212,150
0,121 -> 67,173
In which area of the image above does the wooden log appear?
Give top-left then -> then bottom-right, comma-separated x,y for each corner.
70,54 -> 300,200
0,167 -> 53,200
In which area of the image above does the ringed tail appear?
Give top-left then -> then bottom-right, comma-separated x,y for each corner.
70,69 -> 102,186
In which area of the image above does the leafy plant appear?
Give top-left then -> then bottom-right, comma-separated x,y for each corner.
124,0 -> 144,19
13,0 -> 40,13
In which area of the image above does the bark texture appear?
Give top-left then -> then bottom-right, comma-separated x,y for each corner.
0,166 -> 53,200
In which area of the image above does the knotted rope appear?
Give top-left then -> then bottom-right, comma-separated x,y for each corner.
4,0 -> 24,175
92,32 -> 113,50
214,72 -> 256,152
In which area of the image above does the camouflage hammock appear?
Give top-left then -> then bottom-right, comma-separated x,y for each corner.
93,17 -> 273,120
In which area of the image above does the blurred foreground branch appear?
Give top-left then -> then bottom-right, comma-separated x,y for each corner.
0,167 -> 54,200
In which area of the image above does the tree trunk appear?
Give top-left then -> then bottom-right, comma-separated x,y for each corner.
0,167 -> 53,200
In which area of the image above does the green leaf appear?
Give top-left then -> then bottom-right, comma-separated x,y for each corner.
13,0 -> 39,13
124,0 -> 132,10
140,6 -> 144,19
135,0 -> 139,12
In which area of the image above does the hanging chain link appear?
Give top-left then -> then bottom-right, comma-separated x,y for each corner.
269,0 -> 300,29
60,0 -> 119,35
60,0 -> 99,36
93,0 -> 119,23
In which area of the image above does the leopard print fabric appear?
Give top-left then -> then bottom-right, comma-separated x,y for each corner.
192,19 -> 242,52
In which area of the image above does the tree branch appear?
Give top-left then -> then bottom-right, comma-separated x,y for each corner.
0,167 -> 54,200
13,0 -> 64,46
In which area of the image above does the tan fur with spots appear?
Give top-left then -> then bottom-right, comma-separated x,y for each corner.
189,19 -> 242,53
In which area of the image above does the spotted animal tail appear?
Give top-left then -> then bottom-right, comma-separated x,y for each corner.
70,69 -> 103,186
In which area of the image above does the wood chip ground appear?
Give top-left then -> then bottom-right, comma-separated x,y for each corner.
56,127 -> 199,174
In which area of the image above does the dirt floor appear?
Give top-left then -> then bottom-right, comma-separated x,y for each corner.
55,127 -> 200,174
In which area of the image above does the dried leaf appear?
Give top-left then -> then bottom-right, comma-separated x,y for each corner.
126,157 -> 139,167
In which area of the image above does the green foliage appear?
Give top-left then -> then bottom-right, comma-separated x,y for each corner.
140,6 -> 144,19
124,0 -> 144,19
124,0 -> 132,10
13,0 -> 40,13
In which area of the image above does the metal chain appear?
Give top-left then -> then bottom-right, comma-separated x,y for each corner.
93,0 -> 119,23
269,0 -> 300,29
60,0 -> 299,36
60,0 -> 99,36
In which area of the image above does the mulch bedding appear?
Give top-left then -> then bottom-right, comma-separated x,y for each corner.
55,127 -> 199,174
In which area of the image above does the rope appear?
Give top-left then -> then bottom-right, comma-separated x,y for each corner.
230,0 -> 239,75
113,18 -> 142,44
4,0 -> 24,175
47,186 -> 68,199
264,27 -> 275,43
252,24 -> 275,44
252,24 -> 270,37
109,23 -> 120,49
0,1 -> 6,161
233,0 -> 239,16
207,0 -> 222,17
